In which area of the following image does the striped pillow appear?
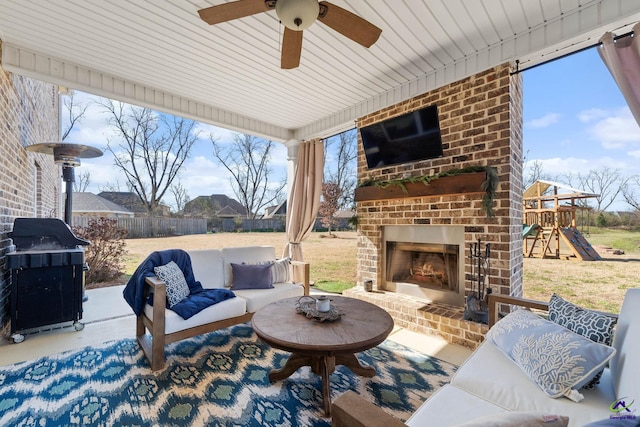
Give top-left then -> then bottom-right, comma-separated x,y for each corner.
271,257 -> 291,283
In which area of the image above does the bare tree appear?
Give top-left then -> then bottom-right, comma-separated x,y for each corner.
101,101 -> 198,215
170,180 -> 190,214
319,182 -> 342,236
211,133 -> 285,219
61,91 -> 89,141
622,175 -> 640,210
73,170 -> 91,192
576,167 -> 628,212
523,159 -> 546,190
62,91 -> 92,193
560,172 -> 592,210
324,129 -> 357,209
99,181 -> 128,193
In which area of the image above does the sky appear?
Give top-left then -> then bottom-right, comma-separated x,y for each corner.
68,45 -> 640,212
66,93 -> 290,212
522,47 -> 640,211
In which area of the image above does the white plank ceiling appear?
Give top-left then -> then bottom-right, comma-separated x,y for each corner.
1,0 -> 639,142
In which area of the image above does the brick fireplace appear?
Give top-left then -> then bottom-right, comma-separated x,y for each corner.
344,63 -> 524,349
382,224 -> 465,307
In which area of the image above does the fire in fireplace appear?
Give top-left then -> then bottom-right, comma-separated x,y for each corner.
382,225 -> 465,306
386,242 -> 459,291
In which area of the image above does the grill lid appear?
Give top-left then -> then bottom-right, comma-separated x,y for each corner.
9,218 -> 90,251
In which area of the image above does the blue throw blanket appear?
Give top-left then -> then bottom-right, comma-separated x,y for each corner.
123,249 -> 235,320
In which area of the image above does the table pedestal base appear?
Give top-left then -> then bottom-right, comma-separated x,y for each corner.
269,352 -> 375,416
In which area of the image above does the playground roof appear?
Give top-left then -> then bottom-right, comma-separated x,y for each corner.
523,180 -> 599,201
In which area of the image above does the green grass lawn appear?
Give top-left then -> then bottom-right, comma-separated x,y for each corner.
522,226 -> 640,313
582,227 -> 640,253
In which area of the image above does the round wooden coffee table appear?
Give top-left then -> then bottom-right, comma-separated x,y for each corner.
251,296 -> 394,416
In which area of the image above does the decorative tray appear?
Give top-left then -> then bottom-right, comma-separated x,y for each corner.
295,296 -> 342,322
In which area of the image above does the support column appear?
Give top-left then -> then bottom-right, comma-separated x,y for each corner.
284,140 -> 300,200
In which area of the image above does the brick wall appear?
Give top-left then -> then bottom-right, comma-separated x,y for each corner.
0,57 -> 60,333
346,63 -> 523,348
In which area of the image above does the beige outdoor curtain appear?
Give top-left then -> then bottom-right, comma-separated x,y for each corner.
598,23 -> 640,126
283,139 -> 324,262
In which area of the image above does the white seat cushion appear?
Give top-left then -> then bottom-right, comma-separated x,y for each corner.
232,282 -> 304,313
144,296 -> 246,335
451,341 -> 615,426
407,384 -> 508,427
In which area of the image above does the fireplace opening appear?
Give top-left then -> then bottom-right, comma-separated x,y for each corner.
382,225 -> 466,307
386,242 -> 459,292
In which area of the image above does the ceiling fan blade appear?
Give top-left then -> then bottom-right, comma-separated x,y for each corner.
281,27 -> 303,69
317,1 -> 381,48
198,0 -> 271,25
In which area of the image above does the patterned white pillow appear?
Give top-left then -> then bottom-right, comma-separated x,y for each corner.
487,309 -> 616,402
254,258 -> 291,283
154,261 -> 190,307
548,293 -> 617,388
271,257 -> 291,283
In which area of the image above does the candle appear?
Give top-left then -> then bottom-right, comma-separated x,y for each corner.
316,296 -> 330,312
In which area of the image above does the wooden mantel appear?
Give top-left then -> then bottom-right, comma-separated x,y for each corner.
354,171 -> 486,203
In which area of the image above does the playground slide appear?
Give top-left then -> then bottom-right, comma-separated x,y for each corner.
522,223 -> 539,238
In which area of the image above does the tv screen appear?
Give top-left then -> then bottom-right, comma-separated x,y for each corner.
360,104 -> 443,169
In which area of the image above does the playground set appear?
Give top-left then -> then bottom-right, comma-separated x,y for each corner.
523,180 -> 601,261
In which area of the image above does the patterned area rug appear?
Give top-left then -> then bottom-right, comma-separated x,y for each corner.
0,323 -> 457,426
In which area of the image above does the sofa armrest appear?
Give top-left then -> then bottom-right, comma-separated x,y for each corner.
487,293 -> 548,327
144,276 -> 167,305
331,391 -> 406,427
143,275 -> 167,324
291,260 -> 310,296
487,293 -> 618,328
140,275 -> 168,370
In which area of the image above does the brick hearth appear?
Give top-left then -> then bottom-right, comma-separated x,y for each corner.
344,288 -> 489,349
351,63 -> 524,348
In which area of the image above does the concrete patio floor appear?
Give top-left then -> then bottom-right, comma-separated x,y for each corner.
0,285 -> 472,367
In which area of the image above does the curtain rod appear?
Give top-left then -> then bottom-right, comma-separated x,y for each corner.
512,30 -> 635,74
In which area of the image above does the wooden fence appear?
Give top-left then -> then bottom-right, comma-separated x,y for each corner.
72,216 -> 207,238
73,215 -> 354,238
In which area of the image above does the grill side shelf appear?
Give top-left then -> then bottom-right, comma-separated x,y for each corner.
7,249 -> 84,269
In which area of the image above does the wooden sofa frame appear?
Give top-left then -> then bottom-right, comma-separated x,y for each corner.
331,293 -> 618,427
137,260 -> 310,371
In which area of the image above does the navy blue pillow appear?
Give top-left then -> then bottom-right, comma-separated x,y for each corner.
230,263 -> 274,290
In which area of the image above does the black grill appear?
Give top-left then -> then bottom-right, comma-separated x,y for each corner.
7,218 -> 89,341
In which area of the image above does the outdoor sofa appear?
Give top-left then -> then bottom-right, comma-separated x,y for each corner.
332,288 -> 639,427
124,246 -> 309,370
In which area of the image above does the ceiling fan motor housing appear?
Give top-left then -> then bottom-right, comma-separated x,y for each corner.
276,0 -> 319,31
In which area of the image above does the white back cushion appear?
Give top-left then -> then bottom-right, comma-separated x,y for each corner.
187,249 -> 225,289
610,288 -> 640,398
222,246 -> 276,287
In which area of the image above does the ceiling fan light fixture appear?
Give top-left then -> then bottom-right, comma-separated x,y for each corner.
275,0 -> 319,31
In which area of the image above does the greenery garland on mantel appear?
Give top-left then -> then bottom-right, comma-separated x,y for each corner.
357,165 -> 499,217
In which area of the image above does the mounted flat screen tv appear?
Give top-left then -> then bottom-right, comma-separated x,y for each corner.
360,104 -> 443,169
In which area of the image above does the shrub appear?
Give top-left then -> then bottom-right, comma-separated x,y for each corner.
73,217 -> 128,283
596,213 -> 608,228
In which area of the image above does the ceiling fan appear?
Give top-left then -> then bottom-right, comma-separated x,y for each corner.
198,0 -> 382,69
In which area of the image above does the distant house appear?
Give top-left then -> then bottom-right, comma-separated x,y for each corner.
99,191 -> 170,216
71,192 -> 134,218
183,194 -> 248,218
262,200 -> 286,219
315,209 -> 356,231
334,209 -> 356,220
